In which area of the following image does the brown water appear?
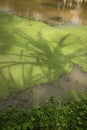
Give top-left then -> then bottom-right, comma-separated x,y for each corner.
0,0 -> 87,26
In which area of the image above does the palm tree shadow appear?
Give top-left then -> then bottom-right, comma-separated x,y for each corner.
0,30 -> 87,95
28,34 -> 70,81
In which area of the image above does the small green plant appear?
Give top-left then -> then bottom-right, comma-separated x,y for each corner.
0,92 -> 87,130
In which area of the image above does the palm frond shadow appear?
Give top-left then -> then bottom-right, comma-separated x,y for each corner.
0,31 -> 87,92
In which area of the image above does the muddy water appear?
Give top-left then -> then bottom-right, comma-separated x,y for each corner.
0,65 -> 87,108
32,65 -> 87,102
0,0 -> 87,26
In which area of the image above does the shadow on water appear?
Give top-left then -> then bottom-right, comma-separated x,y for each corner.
41,3 -> 64,8
0,13 -> 18,54
0,29 -> 87,106
49,16 -> 63,22
0,64 -> 87,109
0,27 -> 87,98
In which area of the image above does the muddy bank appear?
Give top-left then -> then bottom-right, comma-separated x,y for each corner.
0,64 -> 87,109
32,64 -> 87,102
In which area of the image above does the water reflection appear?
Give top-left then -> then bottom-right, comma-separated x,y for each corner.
0,0 -> 87,26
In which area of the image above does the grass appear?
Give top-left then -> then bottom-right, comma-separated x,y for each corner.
0,11 -> 87,97
0,92 -> 87,130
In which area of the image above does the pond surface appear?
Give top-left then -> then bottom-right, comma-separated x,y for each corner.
0,0 -> 87,26
0,1 -> 87,99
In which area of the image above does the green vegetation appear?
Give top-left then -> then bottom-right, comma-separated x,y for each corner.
0,92 -> 87,130
0,11 -> 87,130
0,11 -> 87,97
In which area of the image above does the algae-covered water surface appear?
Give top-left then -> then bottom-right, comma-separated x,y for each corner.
0,11 -> 87,98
